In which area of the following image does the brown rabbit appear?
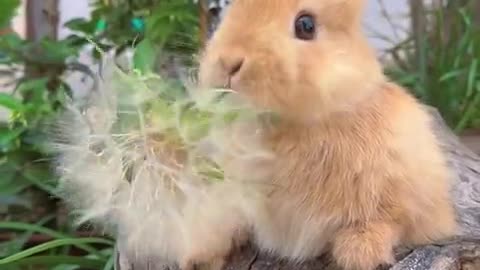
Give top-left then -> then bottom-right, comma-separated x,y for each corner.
186,0 -> 458,269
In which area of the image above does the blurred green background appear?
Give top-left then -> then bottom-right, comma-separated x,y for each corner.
0,0 -> 479,269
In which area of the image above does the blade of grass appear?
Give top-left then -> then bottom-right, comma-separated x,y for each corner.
439,70 -> 464,82
0,222 -> 113,258
0,93 -> 24,112
455,82 -> 480,132
0,215 -> 55,256
465,58 -> 478,99
102,253 -> 115,270
5,255 -> 105,269
0,238 -> 113,265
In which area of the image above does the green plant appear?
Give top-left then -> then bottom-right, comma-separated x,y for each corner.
0,3 -> 115,269
0,1 -> 203,268
0,221 -> 114,270
0,0 -> 20,29
385,1 -> 480,132
0,33 -> 84,208
64,0 -> 199,71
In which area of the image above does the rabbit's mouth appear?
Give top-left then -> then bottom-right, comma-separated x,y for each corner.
223,76 -> 233,90
198,67 -> 238,93
212,89 -> 233,102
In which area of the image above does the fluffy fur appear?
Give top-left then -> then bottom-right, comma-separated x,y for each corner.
196,0 -> 458,269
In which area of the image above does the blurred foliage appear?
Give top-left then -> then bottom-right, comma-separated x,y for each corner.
385,0 -> 480,132
0,220 -> 115,270
0,2 -> 113,270
64,0 -> 199,71
0,0 -> 57,212
0,33 -> 78,206
0,0 -> 202,269
0,0 -> 20,29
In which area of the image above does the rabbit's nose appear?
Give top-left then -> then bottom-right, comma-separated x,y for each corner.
221,57 -> 245,77
228,58 -> 244,76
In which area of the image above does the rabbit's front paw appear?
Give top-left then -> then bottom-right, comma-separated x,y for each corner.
180,255 -> 226,270
332,222 -> 398,270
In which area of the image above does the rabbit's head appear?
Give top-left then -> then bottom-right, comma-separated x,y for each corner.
199,0 -> 385,122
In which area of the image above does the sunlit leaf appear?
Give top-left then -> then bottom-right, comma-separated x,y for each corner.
0,94 -> 23,112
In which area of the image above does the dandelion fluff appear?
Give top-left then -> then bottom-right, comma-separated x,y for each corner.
50,58 -> 276,265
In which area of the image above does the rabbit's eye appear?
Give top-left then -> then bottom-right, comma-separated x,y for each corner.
295,14 -> 316,40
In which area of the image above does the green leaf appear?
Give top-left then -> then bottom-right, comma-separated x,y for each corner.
133,39 -> 157,73
0,0 -> 20,28
5,256 -> 106,269
102,254 -> 115,270
21,163 -> 56,194
439,70 -> 463,82
16,78 -> 49,95
466,59 -> 478,99
0,160 -> 32,198
64,18 -> 97,35
455,82 -> 480,132
0,93 -> 24,112
0,127 -> 23,152
0,222 -> 113,258
0,238 -> 113,265
0,215 -> 53,257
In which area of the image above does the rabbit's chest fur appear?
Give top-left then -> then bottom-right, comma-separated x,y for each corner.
254,121 -> 387,256
250,85 -> 456,259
